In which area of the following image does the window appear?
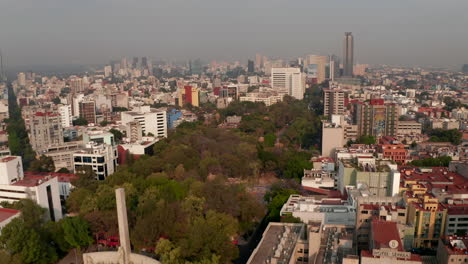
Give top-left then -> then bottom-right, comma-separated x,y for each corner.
97,157 -> 104,163
83,157 -> 92,163
74,156 -> 82,162
361,210 -> 368,214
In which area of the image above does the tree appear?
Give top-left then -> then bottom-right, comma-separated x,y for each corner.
109,128 -> 124,143
0,218 -> 58,264
356,135 -> 376,145
61,217 -> 93,252
72,166 -> 97,190
52,97 -> 61,105
57,167 -> 70,173
73,117 -> 88,126
29,155 -> 55,173
1,199 -> 48,229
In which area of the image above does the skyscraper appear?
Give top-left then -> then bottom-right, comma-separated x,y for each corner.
343,32 -> 354,77
247,60 -> 254,73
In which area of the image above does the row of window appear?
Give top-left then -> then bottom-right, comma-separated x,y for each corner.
74,156 -> 105,163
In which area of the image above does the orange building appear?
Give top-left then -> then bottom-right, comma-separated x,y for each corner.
378,136 -> 407,164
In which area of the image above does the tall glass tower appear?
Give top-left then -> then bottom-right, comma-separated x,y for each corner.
343,32 -> 354,77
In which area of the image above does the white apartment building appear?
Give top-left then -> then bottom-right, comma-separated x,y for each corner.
239,92 -> 284,107
58,104 -> 73,128
271,68 -> 305,100
0,156 -> 63,221
73,142 -> 117,180
121,109 -> 167,138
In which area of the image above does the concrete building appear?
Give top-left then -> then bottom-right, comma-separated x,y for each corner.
437,235 -> 468,264
360,220 -> 422,264
356,204 -> 411,250
305,55 -> 328,84
323,89 -> 346,117
17,72 -> 26,86
378,137 -> 407,164
249,220 -> 358,264
0,156 -> 63,221
445,206 -> 468,236
343,32 -> 354,77
126,121 -> 143,142
73,142 -> 117,180
271,67 -> 305,100
178,86 -> 200,107
58,104 -> 73,128
280,195 -> 356,226
397,121 -> 422,135
121,109 -> 167,138
239,91 -> 284,106
302,169 -> 336,191
355,100 -> 400,137
337,157 -> 401,197
25,112 -> 64,153
321,120 -> 345,157
70,76 -> 84,93
44,142 -> 83,172
79,101 -> 97,124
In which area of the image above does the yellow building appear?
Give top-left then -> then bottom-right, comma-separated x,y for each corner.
402,182 -> 447,248
178,86 -> 199,107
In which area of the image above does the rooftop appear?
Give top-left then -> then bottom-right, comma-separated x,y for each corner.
371,220 -> 404,251
0,208 -> 20,223
13,174 -> 56,187
441,235 -> 468,255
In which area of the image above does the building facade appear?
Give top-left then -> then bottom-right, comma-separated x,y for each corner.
25,112 -> 64,153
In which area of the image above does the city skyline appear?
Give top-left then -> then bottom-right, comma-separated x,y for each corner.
0,0 -> 467,69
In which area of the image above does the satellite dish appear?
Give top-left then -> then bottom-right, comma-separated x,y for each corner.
389,240 -> 399,249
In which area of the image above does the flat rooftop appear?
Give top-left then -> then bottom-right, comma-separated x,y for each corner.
0,208 -> 20,222
248,223 -> 303,264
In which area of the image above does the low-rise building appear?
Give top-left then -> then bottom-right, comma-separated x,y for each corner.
0,156 -> 63,221
280,195 -> 356,226
361,220 -> 422,264
73,142 -> 117,180
437,235 -> 468,264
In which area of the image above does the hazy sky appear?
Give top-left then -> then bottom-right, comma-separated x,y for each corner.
1,0 -> 467,68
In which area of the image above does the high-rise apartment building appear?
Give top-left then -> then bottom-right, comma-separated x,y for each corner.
121,109 -> 167,138
305,55 -> 328,84
355,100 -> 399,138
343,32 -> 354,77
329,55 -> 340,82
323,89 -> 346,117
70,76 -> 84,93
25,112 -> 64,153
255,53 -> 263,71
79,101 -> 97,124
322,121 -> 345,157
247,60 -> 254,73
17,72 -> 26,87
178,86 -> 200,107
58,104 -> 73,128
271,68 -> 305,100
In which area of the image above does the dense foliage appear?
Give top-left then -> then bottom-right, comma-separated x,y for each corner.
0,200 -> 93,264
409,156 -> 452,167
427,129 -> 462,145
6,84 -> 36,169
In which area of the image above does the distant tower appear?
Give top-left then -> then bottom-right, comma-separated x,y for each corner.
247,60 -> 254,73
0,49 -> 5,82
343,32 -> 354,77
462,64 -> 468,74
